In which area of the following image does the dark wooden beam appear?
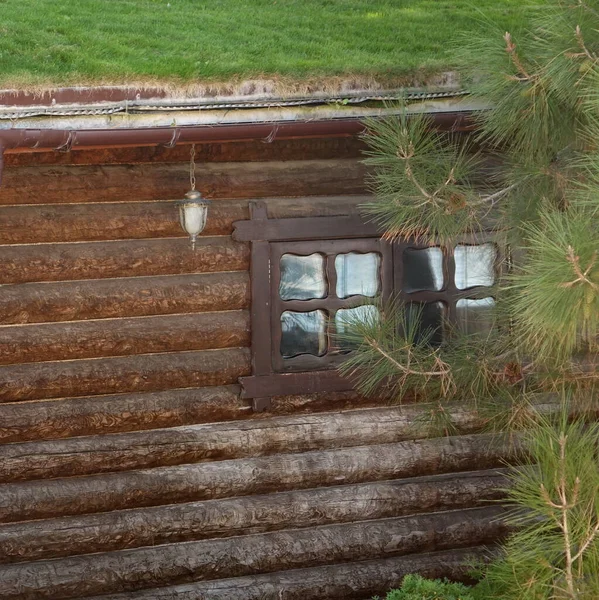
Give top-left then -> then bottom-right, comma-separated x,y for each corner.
3,137 -> 366,167
233,213 -> 380,242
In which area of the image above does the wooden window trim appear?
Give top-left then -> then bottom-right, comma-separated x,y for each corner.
232,202 -> 503,410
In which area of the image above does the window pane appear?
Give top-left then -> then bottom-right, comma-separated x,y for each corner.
279,253 -> 327,300
335,305 -> 380,350
335,252 -> 380,298
403,247 -> 444,293
281,310 -> 327,358
454,244 -> 496,290
406,301 -> 445,345
456,297 -> 495,335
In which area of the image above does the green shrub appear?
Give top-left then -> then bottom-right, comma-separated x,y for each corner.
373,574 -> 476,600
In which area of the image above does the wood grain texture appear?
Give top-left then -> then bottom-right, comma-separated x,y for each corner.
4,137 -> 365,167
0,195 -> 369,245
0,470 -> 508,562
0,405 -> 485,481
0,347 -> 250,403
0,199 -> 247,243
0,507 -> 508,599
0,271 -> 249,325
0,385 -> 249,444
0,389 -> 383,444
0,311 -> 250,365
0,434 -> 521,522
0,237 -> 248,284
81,547 -> 486,600
0,159 -> 367,205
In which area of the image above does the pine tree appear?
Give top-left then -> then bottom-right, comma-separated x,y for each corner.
340,1 -> 599,597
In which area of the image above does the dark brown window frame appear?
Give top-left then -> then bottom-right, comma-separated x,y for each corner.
232,201 -> 503,411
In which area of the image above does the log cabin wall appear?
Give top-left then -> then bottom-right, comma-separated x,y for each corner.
0,135 -> 510,599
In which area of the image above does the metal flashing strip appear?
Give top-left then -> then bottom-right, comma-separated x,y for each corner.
0,89 -> 469,121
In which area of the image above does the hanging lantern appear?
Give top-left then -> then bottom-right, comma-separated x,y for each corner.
178,144 -> 210,250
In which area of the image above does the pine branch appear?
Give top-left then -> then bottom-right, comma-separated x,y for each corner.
566,25 -> 599,61
559,246 -> 599,292
504,32 -> 535,82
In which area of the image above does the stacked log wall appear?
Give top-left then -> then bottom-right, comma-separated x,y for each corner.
0,136 -> 507,599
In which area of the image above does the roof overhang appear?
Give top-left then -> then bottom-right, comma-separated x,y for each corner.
0,81 -> 486,185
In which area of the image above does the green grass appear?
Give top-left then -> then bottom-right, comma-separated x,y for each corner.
0,0 -> 544,88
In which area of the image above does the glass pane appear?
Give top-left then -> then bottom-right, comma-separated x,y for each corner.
335,305 -> 380,351
403,247 -> 444,293
335,252 -> 380,298
281,310 -> 327,358
279,253 -> 327,300
454,244 -> 496,290
406,301 -> 445,345
456,297 -> 495,335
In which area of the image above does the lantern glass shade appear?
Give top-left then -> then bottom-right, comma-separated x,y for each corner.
178,190 -> 210,249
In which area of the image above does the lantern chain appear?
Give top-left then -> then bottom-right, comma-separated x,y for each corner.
189,144 -> 196,191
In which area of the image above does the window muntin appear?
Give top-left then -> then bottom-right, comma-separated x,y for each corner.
395,239 -> 500,343
271,238 -> 392,372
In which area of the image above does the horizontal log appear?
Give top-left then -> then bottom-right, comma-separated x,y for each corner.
0,470 -> 508,562
0,433 -> 521,523
0,195 -> 369,244
0,405 -> 484,482
84,547 -> 486,600
0,199 -> 247,243
0,389 -> 381,444
0,507 -> 508,599
5,137 -> 365,167
0,348 -> 250,403
0,311 -> 250,365
0,385 -> 249,444
0,271 -> 249,325
0,159 -> 367,205
0,237 -> 248,284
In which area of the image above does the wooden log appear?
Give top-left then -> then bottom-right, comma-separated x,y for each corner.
0,195 -> 369,244
4,137 -> 365,167
0,237 -> 248,284
0,347 -> 250,403
0,199 -> 247,243
0,405 -> 484,482
0,470 -> 508,562
83,547 -> 488,600
0,271 -> 249,325
0,159 -> 367,205
0,311 -> 250,365
0,433 -> 521,523
0,389 -> 380,444
0,507 -> 508,599
0,385 -> 249,444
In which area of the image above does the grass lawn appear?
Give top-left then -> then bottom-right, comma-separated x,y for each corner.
0,0 -> 544,88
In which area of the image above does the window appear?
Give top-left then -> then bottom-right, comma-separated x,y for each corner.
272,238 -> 391,372
233,203 -> 501,409
395,240 -> 499,342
